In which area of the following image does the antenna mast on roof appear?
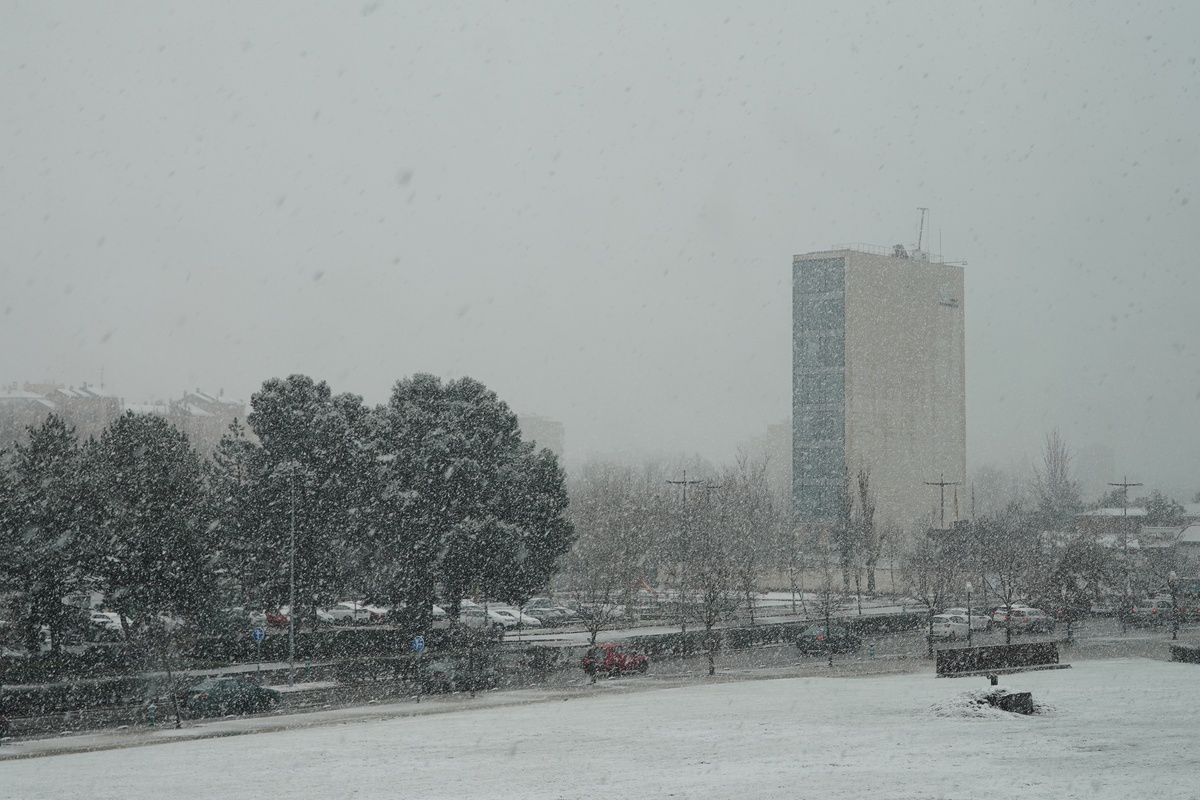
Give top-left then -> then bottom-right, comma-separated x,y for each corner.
916,207 -> 929,251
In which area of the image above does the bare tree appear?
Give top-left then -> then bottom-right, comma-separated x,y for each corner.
805,528 -> 843,668
1032,429 -> 1083,530
724,456 -> 775,626
857,469 -> 885,594
903,532 -> 960,658
563,461 -> 661,646
979,509 -> 1043,644
832,467 -> 857,594
693,490 -> 737,676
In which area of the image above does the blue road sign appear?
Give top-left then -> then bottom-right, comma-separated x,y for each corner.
412,635 -> 425,652
251,626 -> 265,643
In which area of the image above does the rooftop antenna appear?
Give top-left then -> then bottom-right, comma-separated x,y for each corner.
916,207 -> 929,251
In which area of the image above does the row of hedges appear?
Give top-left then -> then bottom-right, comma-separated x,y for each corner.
0,674 -> 164,716
621,611 -> 926,659
188,626 -> 468,664
1,645 -> 131,684
847,612 -> 926,636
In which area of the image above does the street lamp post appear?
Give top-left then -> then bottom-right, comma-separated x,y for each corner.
666,470 -> 701,653
288,465 -> 297,687
1169,570 -> 1179,641
966,582 -> 974,648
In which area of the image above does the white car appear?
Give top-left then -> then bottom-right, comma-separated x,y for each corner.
320,601 -> 375,625
943,608 -> 989,631
929,614 -> 970,640
90,611 -> 129,631
458,607 -> 515,630
430,604 -> 450,630
490,608 -> 542,628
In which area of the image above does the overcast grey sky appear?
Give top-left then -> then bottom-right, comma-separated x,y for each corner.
3,1 -> 1197,497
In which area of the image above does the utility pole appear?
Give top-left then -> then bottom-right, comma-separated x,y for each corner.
1108,476 -> 1143,558
666,470 -> 702,652
1109,476 -> 1142,630
925,473 -> 961,529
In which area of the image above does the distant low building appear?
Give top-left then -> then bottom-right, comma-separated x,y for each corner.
0,382 -> 121,445
128,390 -> 246,456
1077,507 -> 1147,540
0,382 -> 245,456
1179,524 -> 1200,550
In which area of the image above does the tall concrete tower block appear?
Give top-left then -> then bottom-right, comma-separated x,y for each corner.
793,247 -> 966,532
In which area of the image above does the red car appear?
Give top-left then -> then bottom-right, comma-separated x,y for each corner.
581,643 -> 649,676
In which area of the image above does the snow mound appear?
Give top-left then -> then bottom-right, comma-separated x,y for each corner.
928,686 -> 1056,718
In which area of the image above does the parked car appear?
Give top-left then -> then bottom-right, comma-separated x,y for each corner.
581,643 -> 649,676
430,604 -> 450,629
929,614 -> 970,640
416,658 -> 501,694
320,601 -> 374,625
360,604 -> 390,623
178,678 -> 280,717
522,598 -> 579,625
1046,604 -> 1090,624
490,608 -> 542,628
1129,598 -> 1175,626
90,611 -> 126,632
522,605 -> 578,625
943,608 -> 990,631
993,606 -> 1055,634
795,624 -> 861,654
566,601 -> 626,622
459,607 -> 515,630
265,609 -> 289,627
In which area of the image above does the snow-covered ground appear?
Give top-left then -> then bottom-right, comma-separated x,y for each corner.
1,657 -> 1194,799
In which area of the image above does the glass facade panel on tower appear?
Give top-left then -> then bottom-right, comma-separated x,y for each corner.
792,256 -> 845,522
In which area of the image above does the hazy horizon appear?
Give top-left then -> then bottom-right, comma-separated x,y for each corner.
4,2 -> 1197,498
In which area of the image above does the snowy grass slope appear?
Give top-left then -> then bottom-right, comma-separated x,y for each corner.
1,657 -> 1195,799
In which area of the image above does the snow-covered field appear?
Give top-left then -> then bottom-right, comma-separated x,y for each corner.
2,658 -> 1195,799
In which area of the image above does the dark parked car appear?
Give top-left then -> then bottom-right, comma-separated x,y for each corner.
581,643 -> 649,676
1129,598 -> 1176,626
795,624 -> 861,654
1047,604 -> 1090,624
178,678 -> 280,717
416,658 -> 500,694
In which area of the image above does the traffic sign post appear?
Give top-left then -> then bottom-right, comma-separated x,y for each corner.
412,636 -> 426,704
252,627 -> 265,671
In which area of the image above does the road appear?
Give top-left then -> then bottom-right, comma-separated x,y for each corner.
4,610 -> 1192,743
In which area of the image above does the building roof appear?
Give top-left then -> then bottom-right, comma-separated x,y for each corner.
51,385 -> 118,399
1079,507 -> 1148,517
1180,525 -> 1200,545
0,390 -> 56,409
126,403 -> 170,416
